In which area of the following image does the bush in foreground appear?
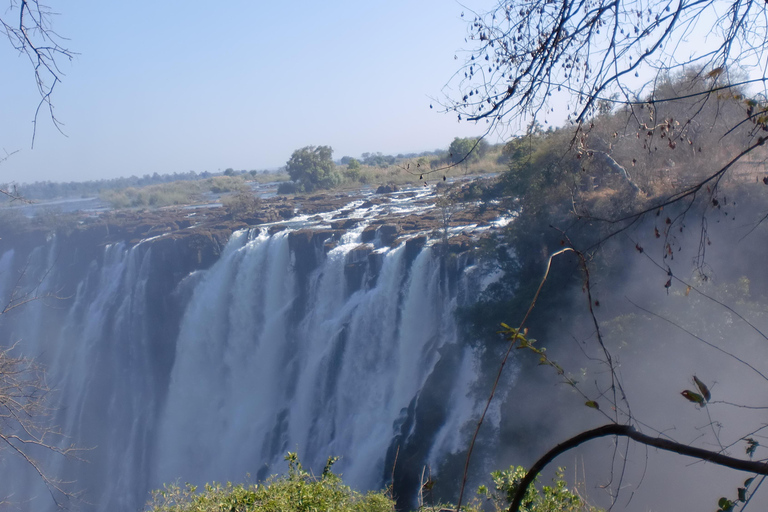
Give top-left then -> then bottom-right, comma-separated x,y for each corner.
477,466 -> 600,512
146,452 -> 600,512
145,453 -> 394,512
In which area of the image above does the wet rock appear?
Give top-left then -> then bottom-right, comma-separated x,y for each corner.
405,235 -> 428,262
376,184 -> 400,194
344,243 -> 375,294
378,224 -> 400,246
361,225 -> 377,243
330,218 -> 360,230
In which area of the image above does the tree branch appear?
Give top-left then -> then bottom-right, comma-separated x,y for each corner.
509,423 -> 768,512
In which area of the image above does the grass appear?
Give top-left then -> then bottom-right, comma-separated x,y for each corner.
100,176 -> 251,209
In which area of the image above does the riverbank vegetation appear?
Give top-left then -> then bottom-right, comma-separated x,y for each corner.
0,139 -> 505,211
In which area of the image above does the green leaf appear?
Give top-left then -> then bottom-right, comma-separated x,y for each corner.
718,497 -> 735,511
746,438 -> 759,458
585,401 -> 600,410
681,390 -> 705,405
693,376 -> 711,402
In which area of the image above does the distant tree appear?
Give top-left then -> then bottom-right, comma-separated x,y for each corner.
361,152 -> 396,167
223,168 -> 236,177
286,146 -> 341,192
342,158 -> 362,183
346,158 -> 361,171
449,137 -> 489,169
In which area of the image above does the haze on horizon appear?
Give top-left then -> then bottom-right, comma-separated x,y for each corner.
0,1 -> 514,185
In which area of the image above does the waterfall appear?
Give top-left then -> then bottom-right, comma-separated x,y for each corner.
0,222 -> 508,511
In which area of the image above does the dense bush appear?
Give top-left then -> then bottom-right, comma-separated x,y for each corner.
286,146 -> 342,192
145,452 -> 598,512
276,181 -> 300,195
145,453 -> 394,512
223,192 -> 261,220
477,466 -> 600,512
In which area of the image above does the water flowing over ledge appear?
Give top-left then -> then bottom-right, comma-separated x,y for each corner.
0,190 -> 514,511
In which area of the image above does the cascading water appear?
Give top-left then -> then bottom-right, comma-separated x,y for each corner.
0,196 -> 512,511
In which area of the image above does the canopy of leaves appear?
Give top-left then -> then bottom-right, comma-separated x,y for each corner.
449,137 -> 489,166
286,146 -> 341,193
145,453 -> 393,512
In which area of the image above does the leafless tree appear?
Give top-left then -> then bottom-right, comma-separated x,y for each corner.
0,254 -> 78,508
0,6 -> 79,503
445,0 -> 768,131
1,0 -> 73,146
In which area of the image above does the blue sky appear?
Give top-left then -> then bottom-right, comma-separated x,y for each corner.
0,1 -> 503,183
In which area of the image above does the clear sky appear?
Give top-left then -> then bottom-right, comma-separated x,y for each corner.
0,1 -> 505,184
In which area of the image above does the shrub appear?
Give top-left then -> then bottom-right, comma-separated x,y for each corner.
145,453 -> 394,512
477,466 -> 601,512
205,176 -> 248,194
277,181 -> 301,195
223,192 -> 261,220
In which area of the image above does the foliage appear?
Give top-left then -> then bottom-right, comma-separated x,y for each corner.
145,453 -> 394,512
223,192 -> 261,221
99,176 -> 249,209
449,137 -> 489,168
477,466 -> 599,512
286,146 -> 342,193
361,152 -> 396,168
276,181 -> 299,195
343,158 -> 363,182
100,182 -> 202,209
346,158 -> 361,171
205,176 -> 249,194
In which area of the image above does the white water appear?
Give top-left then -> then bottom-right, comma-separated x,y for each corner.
0,224 -> 504,511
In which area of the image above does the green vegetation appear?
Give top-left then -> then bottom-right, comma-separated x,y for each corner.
2,140 -> 506,209
449,137 -> 489,169
99,176 -> 249,209
223,191 -> 261,221
1,169 -> 289,204
146,454 -> 597,512
285,146 -> 342,193
478,466 -> 599,512
145,453 -> 394,512
277,144 -> 505,195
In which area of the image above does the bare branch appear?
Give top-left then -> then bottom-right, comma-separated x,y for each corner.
508,424 -> 768,512
1,0 -> 75,146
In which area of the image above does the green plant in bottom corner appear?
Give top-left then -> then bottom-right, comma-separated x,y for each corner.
145,452 -> 394,512
477,466 -> 601,512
